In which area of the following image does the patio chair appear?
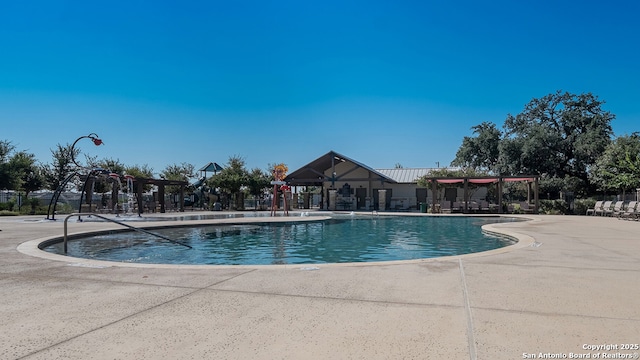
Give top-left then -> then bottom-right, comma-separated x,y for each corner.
440,200 -> 452,213
519,201 -> 535,213
586,201 -> 603,216
595,201 -> 612,216
617,201 -> 638,220
606,201 -> 624,217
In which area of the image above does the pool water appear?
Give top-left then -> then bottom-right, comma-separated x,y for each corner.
44,216 -> 520,265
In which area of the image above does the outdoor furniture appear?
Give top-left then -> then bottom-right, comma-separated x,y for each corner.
586,201 -> 603,215
519,201 -> 535,213
617,201 -> 638,220
606,201 -> 623,217
595,201 -> 612,216
440,200 -> 452,213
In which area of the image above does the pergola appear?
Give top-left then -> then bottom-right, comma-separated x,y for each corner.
132,177 -> 189,214
425,176 -> 540,214
81,176 -> 189,216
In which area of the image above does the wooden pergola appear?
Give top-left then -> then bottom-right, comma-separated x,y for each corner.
82,176 -> 189,215
132,177 -> 189,214
425,176 -> 540,214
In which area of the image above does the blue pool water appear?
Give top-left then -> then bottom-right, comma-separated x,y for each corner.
44,216 -> 520,265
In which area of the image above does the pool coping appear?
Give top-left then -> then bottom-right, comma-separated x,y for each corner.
17,212 -> 537,269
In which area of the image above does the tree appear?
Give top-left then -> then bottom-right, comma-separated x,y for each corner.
416,167 -> 489,187
590,133 -> 640,197
11,152 -> 45,198
161,162 -> 195,195
498,91 -> 614,195
451,122 -> 501,172
44,143 -> 78,191
0,141 -> 44,196
453,91 -> 615,197
125,164 -> 155,192
245,167 -> 271,208
0,140 -> 18,190
207,156 -> 248,210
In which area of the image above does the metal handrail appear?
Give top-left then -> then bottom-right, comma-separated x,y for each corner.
63,213 -> 193,253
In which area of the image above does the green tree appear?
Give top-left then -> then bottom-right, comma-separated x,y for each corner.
245,167 -> 271,208
207,156 -> 248,210
44,143 -> 78,191
0,140 -> 19,190
590,133 -> 640,197
416,167 -> 489,187
11,152 -> 45,198
0,141 -> 45,196
161,162 -> 195,195
125,164 -> 155,192
498,91 -> 614,195
451,122 -> 501,172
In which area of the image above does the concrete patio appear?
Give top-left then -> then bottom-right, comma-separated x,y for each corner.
1,212 -> 639,359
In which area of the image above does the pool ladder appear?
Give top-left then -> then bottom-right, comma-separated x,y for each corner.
63,213 -> 193,253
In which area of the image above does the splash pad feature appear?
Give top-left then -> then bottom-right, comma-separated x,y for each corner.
270,163 -> 290,216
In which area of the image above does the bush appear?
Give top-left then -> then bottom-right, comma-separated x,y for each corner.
539,199 -> 568,215
574,199 -> 595,216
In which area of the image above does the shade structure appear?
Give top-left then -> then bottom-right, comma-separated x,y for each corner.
426,175 -> 540,214
198,162 -> 223,173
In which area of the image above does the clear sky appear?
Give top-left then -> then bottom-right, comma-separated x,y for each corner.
1,0 -> 639,176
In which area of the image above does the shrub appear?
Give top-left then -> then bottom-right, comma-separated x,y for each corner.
573,199 -> 595,216
539,199 -> 568,215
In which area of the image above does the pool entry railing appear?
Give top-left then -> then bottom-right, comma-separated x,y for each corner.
63,213 -> 193,253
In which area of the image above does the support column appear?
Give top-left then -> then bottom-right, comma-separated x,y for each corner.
303,192 -> 310,209
431,180 -> 438,213
497,178 -> 503,214
179,185 -> 185,212
378,189 -> 387,211
463,179 -> 469,213
328,190 -> 337,211
136,180 -> 144,215
534,178 -> 540,213
159,185 -> 165,213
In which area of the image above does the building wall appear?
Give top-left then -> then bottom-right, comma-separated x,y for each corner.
310,160 -> 492,211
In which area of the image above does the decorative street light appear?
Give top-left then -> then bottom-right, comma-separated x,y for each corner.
70,133 -> 103,168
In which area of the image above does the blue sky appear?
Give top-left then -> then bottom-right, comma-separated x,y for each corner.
2,0 -> 639,176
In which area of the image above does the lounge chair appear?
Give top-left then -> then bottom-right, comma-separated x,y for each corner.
440,200 -> 452,213
586,201 -> 603,216
595,201 -> 612,216
617,201 -> 638,220
519,201 -> 535,213
606,201 -> 624,217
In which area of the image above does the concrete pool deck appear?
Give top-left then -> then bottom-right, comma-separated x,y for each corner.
1,212 -> 639,359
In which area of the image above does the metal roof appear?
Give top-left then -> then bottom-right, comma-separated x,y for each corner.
375,168 -> 435,183
198,162 -> 223,172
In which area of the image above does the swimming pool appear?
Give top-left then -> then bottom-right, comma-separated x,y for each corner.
43,215 -> 520,265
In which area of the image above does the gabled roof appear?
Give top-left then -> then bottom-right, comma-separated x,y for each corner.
285,150 -> 397,186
